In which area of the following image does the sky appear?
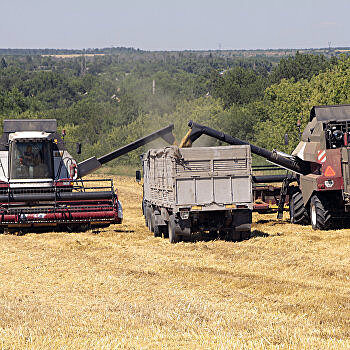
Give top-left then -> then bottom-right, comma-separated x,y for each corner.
1,0 -> 349,51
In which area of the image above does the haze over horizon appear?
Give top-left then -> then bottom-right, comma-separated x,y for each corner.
1,0 -> 349,51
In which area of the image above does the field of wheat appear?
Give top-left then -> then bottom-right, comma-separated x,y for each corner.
0,175 -> 349,349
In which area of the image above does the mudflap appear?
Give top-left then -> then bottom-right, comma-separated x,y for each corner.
232,209 -> 252,232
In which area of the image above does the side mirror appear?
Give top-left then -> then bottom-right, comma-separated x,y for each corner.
135,170 -> 141,182
76,143 -> 82,154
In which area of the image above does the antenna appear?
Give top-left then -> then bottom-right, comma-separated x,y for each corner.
81,48 -> 86,76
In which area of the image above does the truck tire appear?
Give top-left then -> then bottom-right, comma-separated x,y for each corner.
142,200 -> 146,218
144,204 -> 148,226
168,216 -> 179,243
240,230 -> 251,240
145,206 -> 149,226
224,230 -> 250,241
310,195 -> 332,230
289,190 -> 309,225
146,207 -> 153,232
151,211 -> 161,237
162,225 -> 169,239
221,230 -> 240,241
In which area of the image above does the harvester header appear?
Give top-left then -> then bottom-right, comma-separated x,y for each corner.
0,119 -> 175,233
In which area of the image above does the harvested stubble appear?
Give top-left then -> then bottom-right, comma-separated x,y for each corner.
0,175 -> 349,349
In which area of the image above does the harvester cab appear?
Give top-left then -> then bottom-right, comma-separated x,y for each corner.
0,119 -> 76,186
9,132 -> 54,182
0,119 -> 174,233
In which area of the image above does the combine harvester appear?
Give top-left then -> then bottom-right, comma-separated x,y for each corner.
0,119 -> 174,233
183,105 -> 350,229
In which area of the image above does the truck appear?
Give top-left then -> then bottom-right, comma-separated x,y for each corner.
141,145 -> 253,243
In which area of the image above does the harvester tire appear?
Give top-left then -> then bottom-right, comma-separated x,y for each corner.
310,195 -> 332,230
289,190 -> 309,225
168,216 -> 178,243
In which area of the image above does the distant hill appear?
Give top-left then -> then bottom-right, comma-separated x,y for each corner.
0,47 -> 349,58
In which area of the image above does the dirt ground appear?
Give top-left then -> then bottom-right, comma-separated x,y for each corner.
0,176 -> 349,349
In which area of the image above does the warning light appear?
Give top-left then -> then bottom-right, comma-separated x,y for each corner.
324,166 -> 336,177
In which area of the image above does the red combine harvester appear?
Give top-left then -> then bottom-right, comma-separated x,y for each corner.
184,106 -> 350,230
0,119 -> 174,233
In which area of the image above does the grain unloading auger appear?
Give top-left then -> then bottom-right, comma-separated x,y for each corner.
0,119 -> 174,233
184,105 -> 350,229
180,121 -> 300,217
182,121 -> 310,175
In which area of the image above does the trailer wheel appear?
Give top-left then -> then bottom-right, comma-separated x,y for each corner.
289,190 -> 309,225
168,216 -> 178,243
310,195 -> 332,230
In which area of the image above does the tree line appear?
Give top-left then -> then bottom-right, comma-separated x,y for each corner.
0,50 -> 347,168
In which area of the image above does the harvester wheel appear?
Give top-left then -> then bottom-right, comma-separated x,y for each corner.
168,216 -> 178,243
289,190 -> 309,225
310,195 -> 332,230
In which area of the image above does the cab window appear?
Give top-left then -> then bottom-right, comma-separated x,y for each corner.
10,141 -> 53,179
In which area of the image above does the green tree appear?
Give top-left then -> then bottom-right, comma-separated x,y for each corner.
255,56 -> 350,153
270,51 -> 334,83
0,57 -> 7,69
211,67 -> 267,108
